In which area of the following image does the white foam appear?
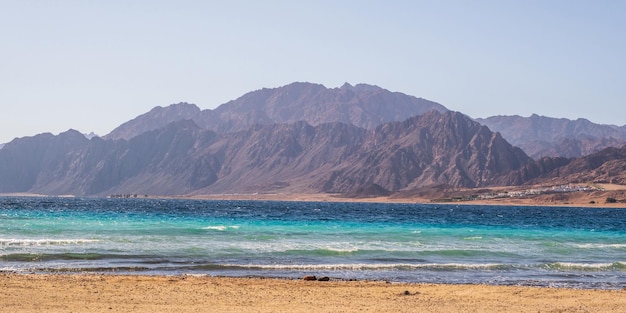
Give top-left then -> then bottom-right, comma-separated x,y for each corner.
573,243 -> 626,249
323,247 -> 360,253
226,262 -> 505,271
463,236 -> 483,240
203,225 -> 240,231
0,238 -> 99,246
550,262 -> 619,270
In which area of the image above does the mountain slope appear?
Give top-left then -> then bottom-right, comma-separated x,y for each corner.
0,112 -> 531,196
318,111 -> 532,192
477,114 -> 626,158
202,82 -> 448,133
493,145 -> 626,186
190,121 -> 368,194
105,102 -> 201,141
105,82 -> 448,140
0,130 -> 90,193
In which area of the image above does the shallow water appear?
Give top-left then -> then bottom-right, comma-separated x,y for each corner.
1,197 -> 625,289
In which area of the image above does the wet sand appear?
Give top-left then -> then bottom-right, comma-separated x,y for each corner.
2,274 -> 626,313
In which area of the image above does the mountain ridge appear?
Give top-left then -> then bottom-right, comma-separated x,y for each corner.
493,144 -> 626,187
0,111 -> 532,196
2,82 -> 626,199
105,82 -> 448,141
477,114 -> 626,158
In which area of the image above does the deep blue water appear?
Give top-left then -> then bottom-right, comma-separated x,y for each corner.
1,197 -> 626,289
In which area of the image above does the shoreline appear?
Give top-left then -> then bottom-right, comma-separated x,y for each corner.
3,184 -> 626,208
182,190 -> 626,208
2,273 -> 626,312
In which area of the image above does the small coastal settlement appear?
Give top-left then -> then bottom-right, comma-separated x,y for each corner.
431,184 -> 625,204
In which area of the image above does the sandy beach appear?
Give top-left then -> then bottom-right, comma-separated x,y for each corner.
1,274 -> 625,312
186,187 -> 626,208
4,182 -> 626,208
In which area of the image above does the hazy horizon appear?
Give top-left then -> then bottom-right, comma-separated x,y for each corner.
2,1 -> 625,143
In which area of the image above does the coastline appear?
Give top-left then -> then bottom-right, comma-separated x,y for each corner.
2,274 -> 626,312
2,183 -> 626,208
2,196 -> 626,311
182,190 -> 626,208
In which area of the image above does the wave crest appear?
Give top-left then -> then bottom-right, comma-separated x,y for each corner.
0,239 -> 99,246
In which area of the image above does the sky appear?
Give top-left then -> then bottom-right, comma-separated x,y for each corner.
1,0 -> 625,143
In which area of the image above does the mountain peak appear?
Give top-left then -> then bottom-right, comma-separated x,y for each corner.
105,82 -> 449,141
105,102 -> 202,141
340,82 -> 354,89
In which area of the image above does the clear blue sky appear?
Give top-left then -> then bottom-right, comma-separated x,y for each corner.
1,0 -> 625,143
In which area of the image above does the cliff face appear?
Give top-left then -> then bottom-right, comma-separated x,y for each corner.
0,111 -> 532,196
105,82 -> 448,140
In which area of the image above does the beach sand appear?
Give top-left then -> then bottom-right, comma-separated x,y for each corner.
184,184 -> 626,208
2,274 -> 625,312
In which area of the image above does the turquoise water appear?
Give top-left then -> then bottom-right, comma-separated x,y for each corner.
1,197 -> 626,289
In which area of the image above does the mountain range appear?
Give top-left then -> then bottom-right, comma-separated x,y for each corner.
0,111 -> 531,196
1,82 -> 625,197
105,82 -> 447,141
477,115 -> 626,159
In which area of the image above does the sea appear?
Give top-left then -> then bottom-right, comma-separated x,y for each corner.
1,197 -> 626,289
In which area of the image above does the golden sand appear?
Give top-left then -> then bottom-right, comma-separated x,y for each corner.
2,274 -> 625,313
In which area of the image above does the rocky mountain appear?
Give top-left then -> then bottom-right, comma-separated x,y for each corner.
106,85 -> 626,161
105,82 -> 448,140
105,102 -> 201,141
477,114 -> 626,159
5,82 -> 624,198
83,132 -> 99,140
493,145 -> 626,186
0,111 -> 532,196
316,111 -> 532,193
0,130 -> 91,193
